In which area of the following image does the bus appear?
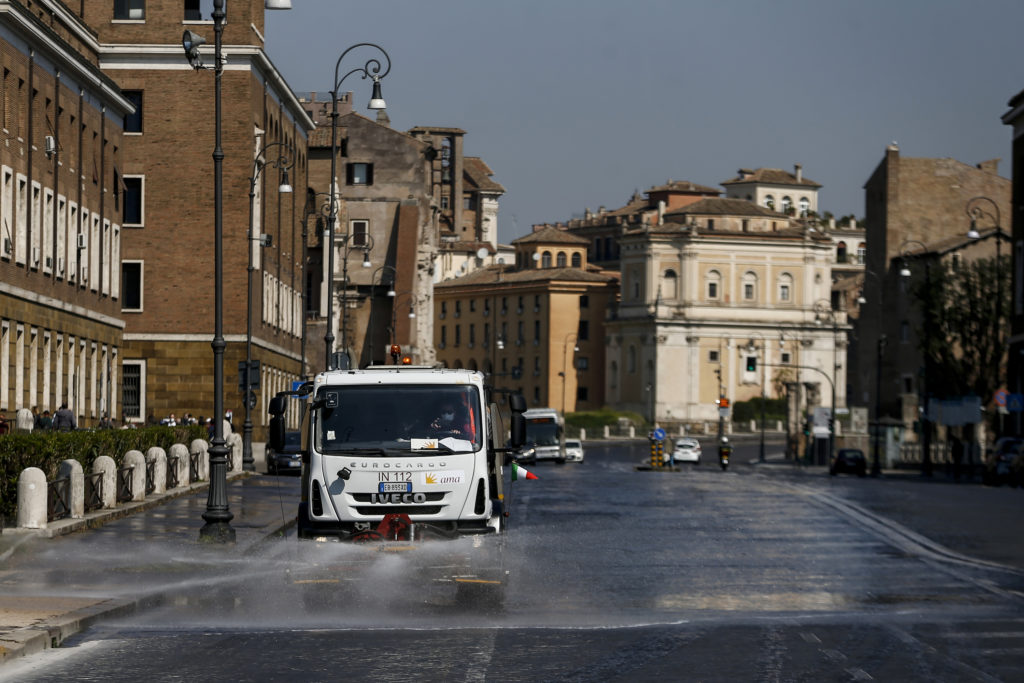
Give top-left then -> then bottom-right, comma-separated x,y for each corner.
518,407 -> 565,464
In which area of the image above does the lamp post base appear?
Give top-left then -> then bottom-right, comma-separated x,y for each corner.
198,520 -> 237,544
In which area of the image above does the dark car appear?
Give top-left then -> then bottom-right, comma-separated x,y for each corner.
266,430 -> 302,475
830,448 -> 867,476
983,437 -> 1022,486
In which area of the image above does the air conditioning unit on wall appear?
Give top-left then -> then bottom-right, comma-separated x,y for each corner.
77,233 -> 86,249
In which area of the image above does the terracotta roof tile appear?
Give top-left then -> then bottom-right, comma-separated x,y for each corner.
722,167 -> 822,188
513,226 -> 590,245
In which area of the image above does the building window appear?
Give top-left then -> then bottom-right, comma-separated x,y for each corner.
628,346 -> 637,374
857,242 -> 866,263
577,357 -> 589,370
440,301 -> 447,318
346,162 -> 373,186
541,251 -> 551,268
764,195 -> 774,210
709,350 -> 719,362
454,325 -> 461,346
440,326 -> 447,347
440,196 -> 449,210
557,252 -> 567,267
707,219 -> 715,230
781,196 -> 792,213
469,324 -> 476,346
350,219 -> 368,246
781,352 -> 791,364
778,273 -> 793,303
121,360 -> 145,421
463,195 -> 476,210
706,270 -> 721,301
455,300 -> 461,317
578,320 -> 589,341
742,272 -> 757,302
121,261 -> 143,311
123,176 -> 143,226
114,0 -> 145,20
579,294 -> 589,308
533,321 -> 540,344
577,386 -> 588,402
836,241 -> 848,264
123,91 -> 143,133
572,253 -> 581,267
799,197 -> 810,216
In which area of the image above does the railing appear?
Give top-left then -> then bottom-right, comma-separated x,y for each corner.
85,471 -> 104,511
168,454 -> 180,489
116,465 -> 134,503
190,451 -> 200,482
145,460 -> 156,495
47,476 -> 70,522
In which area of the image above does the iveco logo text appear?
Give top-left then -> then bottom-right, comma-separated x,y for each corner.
369,493 -> 427,504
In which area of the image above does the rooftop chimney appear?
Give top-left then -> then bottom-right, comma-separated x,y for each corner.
795,163 -> 803,182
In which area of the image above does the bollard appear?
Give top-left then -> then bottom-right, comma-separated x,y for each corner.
17,467 -> 47,528
146,447 -> 168,494
580,428 -> 586,441
169,443 -> 190,487
124,450 -> 146,502
92,455 -> 117,509
58,459 -> 85,519
629,425 -> 635,438
190,439 -> 209,482
603,425 -> 610,438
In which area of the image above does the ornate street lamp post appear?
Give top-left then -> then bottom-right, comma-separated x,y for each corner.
324,44 -> 390,371
183,0 -> 290,541
967,196 -> 1007,437
814,300 -> 840,469
242,142 -> 293,472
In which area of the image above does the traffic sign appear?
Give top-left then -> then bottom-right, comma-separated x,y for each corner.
652,427 -> 666,441
1008,393 -> 1024,413
994,388 -> 1009,407
245,390 -> 258,410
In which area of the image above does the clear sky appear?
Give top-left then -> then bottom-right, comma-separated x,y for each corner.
265,0 -> 1024,245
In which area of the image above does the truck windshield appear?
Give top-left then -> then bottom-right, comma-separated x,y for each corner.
314,384 -> 482,454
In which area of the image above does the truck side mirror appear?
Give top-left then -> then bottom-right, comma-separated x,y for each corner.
267,395 -> 287,452
508,392 -> 526,448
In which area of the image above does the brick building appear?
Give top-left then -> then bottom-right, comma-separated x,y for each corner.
83,0 -> 314,428
857,144 -> 1010,443
0,1 -> 134,426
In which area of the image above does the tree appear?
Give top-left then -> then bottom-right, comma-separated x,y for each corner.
910,253 -> 1010,405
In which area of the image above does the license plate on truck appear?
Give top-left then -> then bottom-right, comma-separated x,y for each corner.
379,482 -> 412,493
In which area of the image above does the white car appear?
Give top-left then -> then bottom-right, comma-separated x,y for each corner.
672,437 -> 702,465
564,438 -> 585,463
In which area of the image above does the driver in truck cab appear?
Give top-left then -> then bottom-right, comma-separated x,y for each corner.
429,400 -> 475,438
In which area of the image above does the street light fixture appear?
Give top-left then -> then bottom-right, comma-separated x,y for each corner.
899,239 -> 933,476
324,43 -> 391,371
242,141 -> 294,472
966,196 -> 1006,437
182,0 -> 235,543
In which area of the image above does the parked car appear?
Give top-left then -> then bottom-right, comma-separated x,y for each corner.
671,437 -> 702,465
830,448 -> 867,476
983,437 -> 1023,486
266,430 -> 302,475
564,438 -> 585,463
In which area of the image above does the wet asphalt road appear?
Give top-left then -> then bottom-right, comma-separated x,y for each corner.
4,440 -> 1024,682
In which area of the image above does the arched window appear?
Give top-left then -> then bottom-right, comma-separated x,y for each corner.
836,241 -> 848,264
571,252 -> 581,267
857,242 -> 866,264
799,197 -> 810,216
663,269 -> 678,299
764,195 -> 775,210
541,251 -> 552,268
742,271 -> 758,302
777,273 -> 793,303
781,196 -> 792,213
705,269 -> 722,301
556,252 -> 567,267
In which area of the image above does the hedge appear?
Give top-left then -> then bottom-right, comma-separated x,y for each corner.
0,425 -> 205,523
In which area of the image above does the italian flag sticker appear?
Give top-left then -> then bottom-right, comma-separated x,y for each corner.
512,463 -> 539,481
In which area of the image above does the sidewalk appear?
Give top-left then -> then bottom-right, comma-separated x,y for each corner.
0,472 -> 300,664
